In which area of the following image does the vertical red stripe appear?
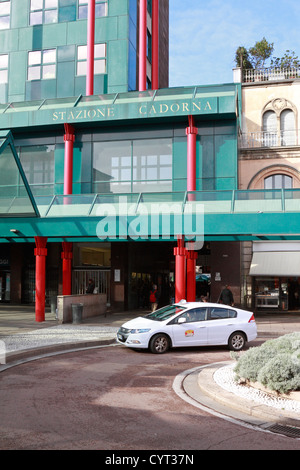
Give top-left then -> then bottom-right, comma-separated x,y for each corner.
152,0 -> 159,89
86,0 -> 95,96
139,0 -> 147,91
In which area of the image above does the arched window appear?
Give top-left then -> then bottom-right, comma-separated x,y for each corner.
263,111 -> 277,146
264,174 -> 292,189
280,109 -> 296,145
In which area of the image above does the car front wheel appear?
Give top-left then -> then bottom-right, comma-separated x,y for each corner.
228,332 -> 246,351
149,333 -> 170,354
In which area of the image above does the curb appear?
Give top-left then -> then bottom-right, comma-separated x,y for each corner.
180,362 -> 300,438
2,338 -> 118,366
196,362 -> 300,427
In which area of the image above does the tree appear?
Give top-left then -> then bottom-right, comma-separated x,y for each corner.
248,37 -> 274,69
234,39 -> 300,71
235,46 -> 253,70
270,50 -> 300,68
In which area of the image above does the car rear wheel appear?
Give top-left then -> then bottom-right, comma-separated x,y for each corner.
149,333 -> 170,354
228,332 -> 246,351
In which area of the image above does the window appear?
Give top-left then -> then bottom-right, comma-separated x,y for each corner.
263,111 -> 277,146
0,1 -> 10,29
30,0 -> 58,25
92,138 -> 173,194
280,109 -> 296,145
209,307 -> 237,320
0,54 -> 8,84
28,49 -> 56,80
264,174 -> 292,190
173,308 -> 208,324
19,145 -> 55,196
262,101 -> 296,147
77,43 -> 106,76
132,139 -> 172,192
78,0 -> 107,20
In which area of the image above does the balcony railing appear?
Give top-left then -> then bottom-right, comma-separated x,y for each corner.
239,130 -> 299,149
243,67 -> 300,83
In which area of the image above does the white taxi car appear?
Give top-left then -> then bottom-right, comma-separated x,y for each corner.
117,301 -> 257,354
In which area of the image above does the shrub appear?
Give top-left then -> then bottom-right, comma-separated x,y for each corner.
234,332 -> 300,394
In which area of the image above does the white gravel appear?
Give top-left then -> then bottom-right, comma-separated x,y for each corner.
1,325 -> 118,352
214,363 -> 300,414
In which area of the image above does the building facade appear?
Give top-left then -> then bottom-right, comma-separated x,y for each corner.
238,67 -> 300,311
2,1 -> 300,320
0,0 -> 169,103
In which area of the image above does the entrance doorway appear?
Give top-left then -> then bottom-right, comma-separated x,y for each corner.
72,269 -> 111,303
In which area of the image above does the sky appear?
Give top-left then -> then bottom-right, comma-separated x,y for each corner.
169,0 -> 300,87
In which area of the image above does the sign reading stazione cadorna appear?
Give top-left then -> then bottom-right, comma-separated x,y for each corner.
0,86 -> 238,130
52,97 -> 219,123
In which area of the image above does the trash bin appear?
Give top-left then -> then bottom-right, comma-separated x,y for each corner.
72,303 -> 83,324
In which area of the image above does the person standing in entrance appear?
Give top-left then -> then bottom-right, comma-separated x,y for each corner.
150,284 -> 159,312
219,285 -> 234,306
86,279 -> 95,294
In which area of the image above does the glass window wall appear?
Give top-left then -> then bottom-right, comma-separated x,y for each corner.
19,145 -> 55,196
93,138 -> 173,193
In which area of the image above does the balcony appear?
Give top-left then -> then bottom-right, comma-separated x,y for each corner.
239,130 -> 299,149
243,66 -> 300,83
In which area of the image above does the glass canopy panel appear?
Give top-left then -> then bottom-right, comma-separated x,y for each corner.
90,193 -> 140,216
234,190 -> 282,213
40,97 -> 78,109
186,191 -> 233,213
4,100 -> 44,113
283,189 -> 300,212
35,195 -> 56,216
46,194 -> 96,217
115,90 -> 155,104
154,87 -> 195,102
76,94 -> 115,107
0,141 -> 38,217
195,85 -> 236,99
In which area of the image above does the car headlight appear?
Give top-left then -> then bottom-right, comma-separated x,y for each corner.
130,328 -> 151,334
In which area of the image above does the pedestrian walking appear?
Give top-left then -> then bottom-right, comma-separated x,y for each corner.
149,284 -> 159,312
219,285 -> 234,306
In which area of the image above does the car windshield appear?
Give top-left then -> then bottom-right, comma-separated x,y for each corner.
145,304 -> 186,321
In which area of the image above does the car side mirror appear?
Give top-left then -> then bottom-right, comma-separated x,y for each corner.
178,317 -> 186,324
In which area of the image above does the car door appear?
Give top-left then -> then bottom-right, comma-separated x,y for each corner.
206,306 -> 237,345
169,307 -> 209,347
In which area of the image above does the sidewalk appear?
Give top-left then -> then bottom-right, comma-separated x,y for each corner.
0,304 -> 143,363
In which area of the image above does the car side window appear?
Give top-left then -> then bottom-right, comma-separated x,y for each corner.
209,307 -> 237,320
173,307 -> 208,324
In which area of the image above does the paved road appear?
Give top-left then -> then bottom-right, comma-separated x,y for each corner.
0,344 -> 299,451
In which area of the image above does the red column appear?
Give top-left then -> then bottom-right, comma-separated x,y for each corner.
61,242 -> 73,296
151,0 -> 159,90
186,248 -> 198,302
186,115 -> 198,192
174,236 -> 186,303
86,0 -> 95,96
34,237 -> 47,322
64,124 -> 75,195
63,125 -> 74,295
139,0 -> 147,91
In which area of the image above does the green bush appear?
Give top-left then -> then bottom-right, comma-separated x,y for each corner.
234,333 -> 300,394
